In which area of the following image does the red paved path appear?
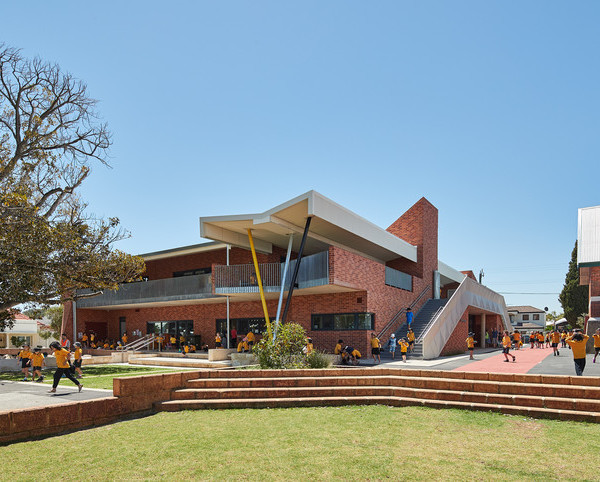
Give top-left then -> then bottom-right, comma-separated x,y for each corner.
453,346 -> 554,374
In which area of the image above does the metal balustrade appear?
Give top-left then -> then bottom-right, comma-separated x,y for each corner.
214,250 -> 329,294
76,273 -> 214,308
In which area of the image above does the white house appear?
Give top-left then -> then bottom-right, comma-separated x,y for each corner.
507,306 -> 546,328
0,313 -> 57,348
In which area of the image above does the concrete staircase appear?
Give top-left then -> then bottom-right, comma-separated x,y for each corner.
154,368 -> 600,423
387,298 -> 449,358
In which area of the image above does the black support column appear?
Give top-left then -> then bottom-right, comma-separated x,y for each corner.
281,216 -> 312,324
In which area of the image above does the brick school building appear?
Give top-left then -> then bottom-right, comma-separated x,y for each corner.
63,191 -> 510,357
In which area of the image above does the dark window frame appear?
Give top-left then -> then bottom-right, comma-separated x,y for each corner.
311,312 -> 375,331
173,267 -> 211,277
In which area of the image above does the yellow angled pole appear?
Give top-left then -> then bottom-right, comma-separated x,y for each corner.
247,229 -> 272,340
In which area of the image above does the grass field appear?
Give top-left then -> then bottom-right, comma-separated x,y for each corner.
0,365 -> 182,390
2,405 -> 599,480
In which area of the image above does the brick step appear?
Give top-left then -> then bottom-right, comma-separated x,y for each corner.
189,368 -> 600,389
154,396 -> 600,423
171,385 -> 600,412
184,375 -> 600,399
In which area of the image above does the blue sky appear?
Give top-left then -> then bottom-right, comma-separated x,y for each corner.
4,1 -> 599,314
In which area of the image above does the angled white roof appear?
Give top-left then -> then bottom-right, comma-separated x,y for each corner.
578,205 -> 600,267
438,261 -> 466,284
199,190 -> 418,263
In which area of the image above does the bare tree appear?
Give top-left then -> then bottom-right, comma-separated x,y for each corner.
0,44 -> 144,329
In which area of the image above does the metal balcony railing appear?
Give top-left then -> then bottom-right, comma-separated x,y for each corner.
214,251 -> 329,294
76,273 -> 214,308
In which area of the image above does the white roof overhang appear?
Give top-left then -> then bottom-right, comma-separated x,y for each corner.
438,261 -> 466,284
199,190 -> 418,264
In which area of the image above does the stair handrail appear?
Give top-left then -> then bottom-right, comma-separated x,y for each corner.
376,285 -> 430,340
121,334 -> 155,351
415,305 -> 446,344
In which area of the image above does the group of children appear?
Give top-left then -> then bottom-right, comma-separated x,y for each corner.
235,331 -> 256,353
334,340 -> 362,365
17,341 -> 84,393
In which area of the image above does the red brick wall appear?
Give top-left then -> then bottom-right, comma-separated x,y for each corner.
440,307 -> 469,356
145,246 -> 291,280
386,197 -> 438,281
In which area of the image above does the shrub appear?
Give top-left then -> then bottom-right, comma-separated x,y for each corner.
253,322 -> 308,369
307,350 -> 332,368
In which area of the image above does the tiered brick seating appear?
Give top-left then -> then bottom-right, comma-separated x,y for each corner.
154,368 -> 600,422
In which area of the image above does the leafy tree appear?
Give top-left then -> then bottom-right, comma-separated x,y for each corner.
38,329 -> 54,345
45,305 -> 63,339
0,44 -> 145,330
23,307 -> 45,320
558,241 -> 588,327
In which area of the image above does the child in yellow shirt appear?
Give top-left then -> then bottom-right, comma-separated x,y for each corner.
593,328 -> 600,364
73,342 -> 84,378
466,332 -> 476,360
399,338 -> 409,363
18,345 -> 32,381
31,348 -> 45,382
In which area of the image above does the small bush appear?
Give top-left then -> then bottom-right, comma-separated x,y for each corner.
307,350 -> 332,368
253,322 -> 308,369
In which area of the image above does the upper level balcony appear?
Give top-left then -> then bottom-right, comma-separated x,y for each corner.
214,250 -> 329,295
76,273 -> 215,309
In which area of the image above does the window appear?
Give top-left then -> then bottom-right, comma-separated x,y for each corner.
533,314 -> 540,320
173,267 -> 211,277
216,317 -> 270,337
522,314 -> 529,321
311,312 -> 375,331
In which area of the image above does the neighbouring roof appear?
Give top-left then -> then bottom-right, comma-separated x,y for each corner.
578,205 -> 600,267
507,305 -> 545,314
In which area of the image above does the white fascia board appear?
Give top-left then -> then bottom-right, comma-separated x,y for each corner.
142,242 -> 226,261
309,191 -> 418,262
438,261 -> 466,283
200,222 -> 272,254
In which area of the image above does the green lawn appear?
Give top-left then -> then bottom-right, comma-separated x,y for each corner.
0,365 -> 182,390
2,405 -> 599,480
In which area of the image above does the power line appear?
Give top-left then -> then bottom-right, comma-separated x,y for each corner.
498,292 -> 559,295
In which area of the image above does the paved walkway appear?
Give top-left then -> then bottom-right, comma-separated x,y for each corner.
374,345 -> 600,377
453,346 -> 553,374
0,380 -> 112,412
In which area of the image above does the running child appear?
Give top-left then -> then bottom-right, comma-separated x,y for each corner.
407,328 -> 416,353
73,342 -> 84,378
370,333 -> 381,364
18,344 -> 32,381
31,348 -> 45,382
551,330 -> 561,356
502,331 -> 516,362
399,338 -> 409,363
48,341 -> 82,393
513,330 -> 521,350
